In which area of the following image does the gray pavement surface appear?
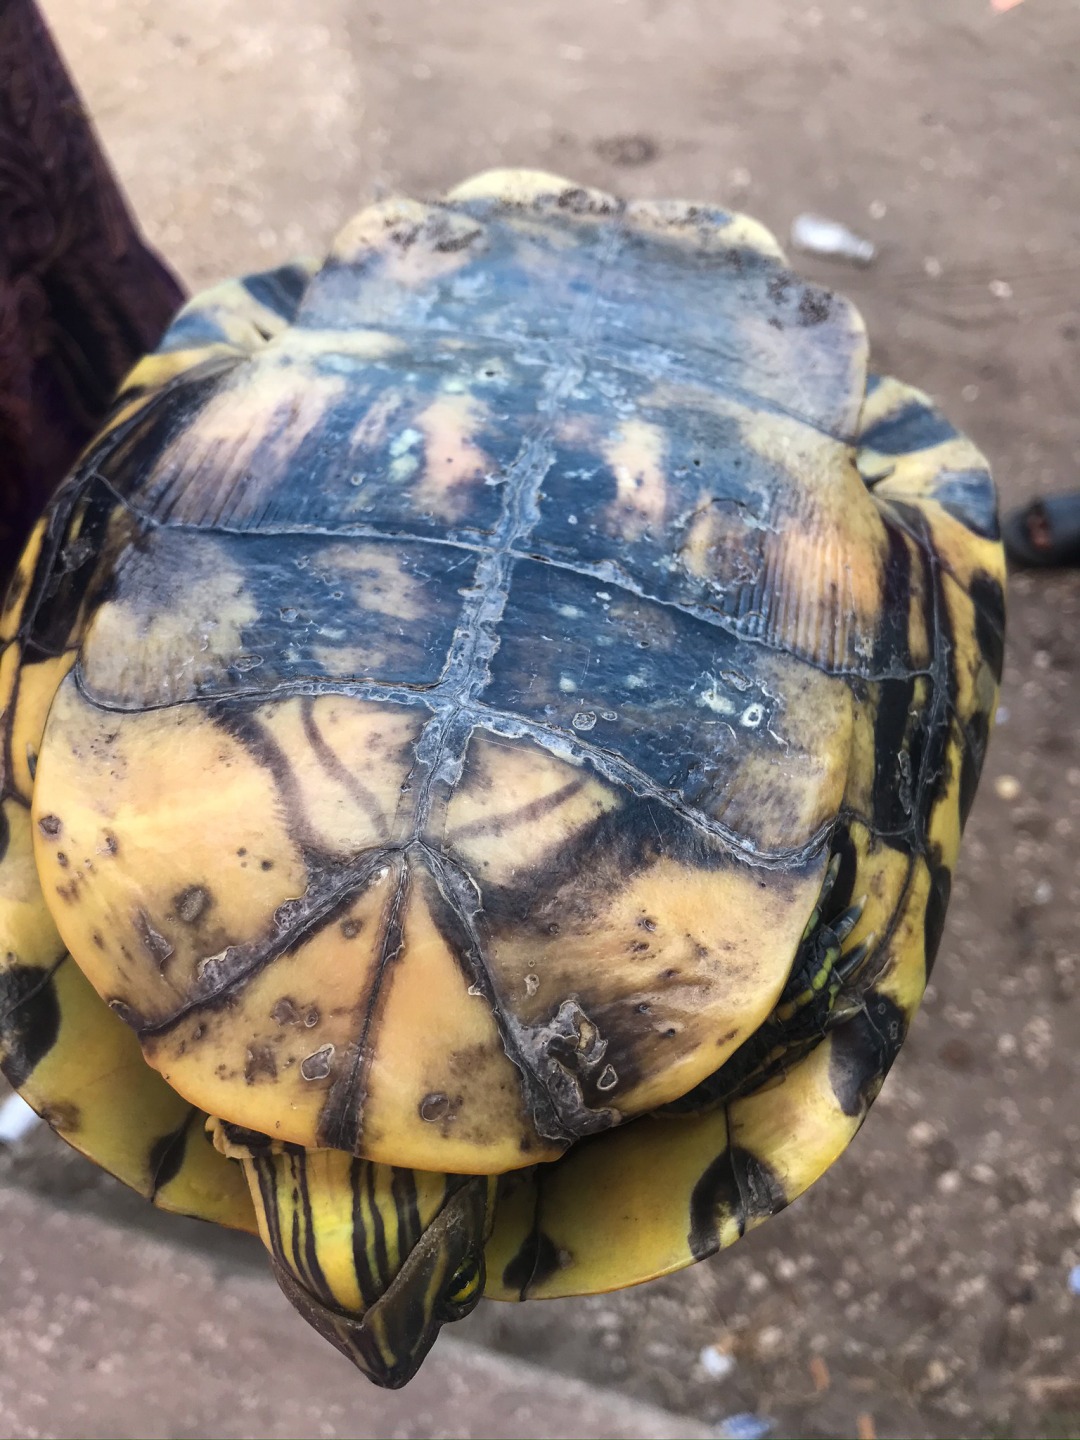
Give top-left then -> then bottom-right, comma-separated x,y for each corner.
0,1185 -> 709,1440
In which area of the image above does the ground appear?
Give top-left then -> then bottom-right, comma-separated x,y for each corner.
2,1 -> 1079,1437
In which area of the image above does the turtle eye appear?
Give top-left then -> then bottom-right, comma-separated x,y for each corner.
443,1254 -> 483,1316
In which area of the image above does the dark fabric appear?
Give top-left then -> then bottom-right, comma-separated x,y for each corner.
0,0 -> 185,580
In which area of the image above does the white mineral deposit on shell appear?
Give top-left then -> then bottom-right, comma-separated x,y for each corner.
0,1092 -> 42,1144
790,213 -> 876,265
699,1343 -> 736,1379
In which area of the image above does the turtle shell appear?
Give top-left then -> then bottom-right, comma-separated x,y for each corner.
2,172 -> 1004,1202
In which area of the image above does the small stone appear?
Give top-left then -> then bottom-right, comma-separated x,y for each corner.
718,1414 -> 773,1440
936,1169 -> 962,1195
923,1358 -> 950,1391
699,1344 -> 736,1379
1070,1187 -> 1080,1228
995,774 -> 1022,801
756,1325 -> 784,1356
908,1119 -> 937,1148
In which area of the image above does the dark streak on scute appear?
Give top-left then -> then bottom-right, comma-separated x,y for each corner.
474,794 -> 733,938
860,401 -> 958,458
0,961 -> 62,1089
19,482 -> 123,656
501,1225 -> 562,1299
92,371 -> 236,507
0,806 -> 8,864
828,990 -> 907,1117
869,677 -> 918,840
923,861 -> 952,979
935,470 -> 1001,540
869,519 -> 915,678
824,824 -> 859,924
292,1146 -> 336,1307
688,1142 -> 787,1261
241,262 -> 313,324
968,571 -> 1006,685
959,709 -> 990,830
147,1113 -> 194,1197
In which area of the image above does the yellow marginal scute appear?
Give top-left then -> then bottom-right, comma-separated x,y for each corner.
484,1108 -> 741,1300
1,772 -> 254,1232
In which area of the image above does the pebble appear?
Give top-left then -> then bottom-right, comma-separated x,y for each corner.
908,1119 -> 937,1148
1070,1187 -> 1080,1228
717,1414 -> 774,1440
698,1344 -> 736,1380
995,774 -> 1022,801
756,1325 -> 784,1356
0,1094 -> 42,1145
790,213 -> 876,265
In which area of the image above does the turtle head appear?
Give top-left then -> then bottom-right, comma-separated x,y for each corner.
218,1127 -> 496,1388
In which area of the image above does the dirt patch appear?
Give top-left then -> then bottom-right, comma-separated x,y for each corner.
13,1 -> 1080,1436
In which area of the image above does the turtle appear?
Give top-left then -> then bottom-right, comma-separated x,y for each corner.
0,160 -> 1006,1389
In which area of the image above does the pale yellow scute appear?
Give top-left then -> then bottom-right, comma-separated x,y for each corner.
483,850 -> 828,1122
145,863 -> 405,1145
625,198 -> 787,262
602,417 -> 669,539
705,651 -> 855,854
32,684 -> 424,1031
328,198 -> 487,288
441,735 -> 620,886
410,393 -> 495,523
32,682 -> 311,1022
4,654 -> 78,801
357,862 -> 559,1172
445,170 -> 618,214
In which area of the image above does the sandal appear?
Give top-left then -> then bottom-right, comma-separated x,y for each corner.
1002,493 -> 1080,568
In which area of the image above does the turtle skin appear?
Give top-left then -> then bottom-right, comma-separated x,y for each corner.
0,171 -> 1005,1374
